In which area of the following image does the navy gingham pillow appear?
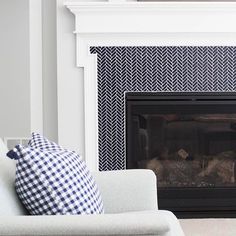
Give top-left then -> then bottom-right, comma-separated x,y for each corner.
28,133 -> 64,152
7,133 -> 104,215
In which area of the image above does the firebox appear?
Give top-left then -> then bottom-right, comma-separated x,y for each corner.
126,92 -> 236,218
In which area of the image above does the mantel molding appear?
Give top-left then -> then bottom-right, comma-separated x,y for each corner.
65,2 -> 236,33
65,2 -> 236,12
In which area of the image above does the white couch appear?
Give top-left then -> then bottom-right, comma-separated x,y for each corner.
0,141 -> 185,236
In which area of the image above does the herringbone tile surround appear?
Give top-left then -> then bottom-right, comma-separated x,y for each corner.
90,46 -> 236,171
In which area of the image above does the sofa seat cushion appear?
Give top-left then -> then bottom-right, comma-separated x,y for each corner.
7,134 -> 104,215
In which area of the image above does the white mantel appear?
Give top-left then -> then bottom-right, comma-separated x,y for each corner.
65,2 -> 236,34
61,1 -> 236,171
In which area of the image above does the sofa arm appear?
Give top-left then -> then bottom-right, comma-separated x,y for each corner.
0,213 -> 169,236
92,169 -> 158,213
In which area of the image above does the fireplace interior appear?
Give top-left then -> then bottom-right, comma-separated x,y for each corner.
126,92 -> 236,218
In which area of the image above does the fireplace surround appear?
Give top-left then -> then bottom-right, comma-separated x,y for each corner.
61,1 -> 236,218
91,46 -> 236,172
63,1 -> 236,171
89,45 -> 236,217
126,92 -> 236,218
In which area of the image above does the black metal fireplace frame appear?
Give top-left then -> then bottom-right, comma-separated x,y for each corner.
125,92 -> 236,218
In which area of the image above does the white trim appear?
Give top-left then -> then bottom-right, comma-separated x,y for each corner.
29,0 -> 43,134
62,1 -> 236,171
65,2 -> 236,33
65,2 -> 236,12
83,53 -> 99,171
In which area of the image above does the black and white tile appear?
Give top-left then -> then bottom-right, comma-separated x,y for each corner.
90,46 -> 236,171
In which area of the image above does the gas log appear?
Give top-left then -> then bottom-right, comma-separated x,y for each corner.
139,149 -> 236,187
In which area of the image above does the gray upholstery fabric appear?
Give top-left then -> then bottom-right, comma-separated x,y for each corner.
0,139 -> 8,158
92,169 -> 158,213
0,213 -> 170,236
157,210 -> 185,236
0,140 -> 27,215
0,162 -> 185,236
123,210 -> 185,236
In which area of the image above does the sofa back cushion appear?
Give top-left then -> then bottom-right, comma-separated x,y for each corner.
0,138 -> 27,215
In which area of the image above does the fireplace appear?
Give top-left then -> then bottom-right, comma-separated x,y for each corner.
126,92 -> 236,218
62,1 -> 236,218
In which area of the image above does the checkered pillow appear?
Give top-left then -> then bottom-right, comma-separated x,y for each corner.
28,132 -> 64,152
7,133 -> 104,215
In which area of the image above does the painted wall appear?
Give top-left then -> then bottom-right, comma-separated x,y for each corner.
42,0 -> 58,142
0,0 -> 31,138
0,0 -> 58,142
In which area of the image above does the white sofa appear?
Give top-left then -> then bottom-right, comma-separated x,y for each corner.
0,142 -> 185,236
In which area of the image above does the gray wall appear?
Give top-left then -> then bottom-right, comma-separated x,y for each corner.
0,0 -> 58,142
0,0 -> 31,137
42,0 -> 58,142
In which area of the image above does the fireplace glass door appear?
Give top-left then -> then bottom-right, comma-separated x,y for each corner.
126,92 -> 236,218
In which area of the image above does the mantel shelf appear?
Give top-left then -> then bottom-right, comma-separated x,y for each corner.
64,2 -> 236,12
64,2 -> 236,33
